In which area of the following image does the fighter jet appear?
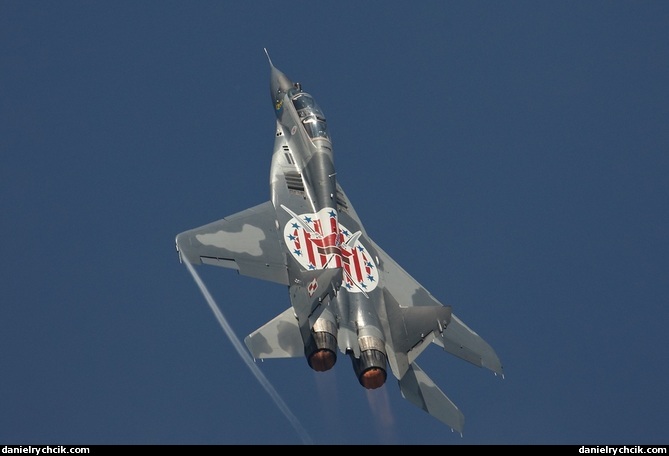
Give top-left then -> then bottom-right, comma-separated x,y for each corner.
175,50 -> 503,433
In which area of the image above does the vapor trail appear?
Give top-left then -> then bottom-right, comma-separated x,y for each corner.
181,257 -> 313,445
366,385 -> 397,444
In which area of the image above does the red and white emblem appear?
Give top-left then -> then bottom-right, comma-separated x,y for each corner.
284,207 -> 378,293
307,278 -> 319,297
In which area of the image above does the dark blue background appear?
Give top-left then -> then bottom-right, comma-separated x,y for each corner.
2,1 -> 668,445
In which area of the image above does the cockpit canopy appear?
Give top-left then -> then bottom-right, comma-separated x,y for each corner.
291,91 -> 329,140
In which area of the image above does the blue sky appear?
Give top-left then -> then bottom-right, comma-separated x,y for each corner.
2,1 -> 668,445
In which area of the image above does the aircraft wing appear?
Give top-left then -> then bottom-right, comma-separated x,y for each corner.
368,238 -> 503,376
433,313 -> 504,374
175,201 -> 289,286
366,238 -> 502,432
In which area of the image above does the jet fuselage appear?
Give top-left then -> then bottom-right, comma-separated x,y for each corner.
175,52 -> 503,433
266,61 -> 388,388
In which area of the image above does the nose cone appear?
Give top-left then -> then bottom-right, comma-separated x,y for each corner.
265,49 -> 294,110
269,65 -> 294,108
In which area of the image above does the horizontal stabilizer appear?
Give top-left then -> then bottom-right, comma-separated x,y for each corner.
244,307 -> 303,359
399,362 -> 464,433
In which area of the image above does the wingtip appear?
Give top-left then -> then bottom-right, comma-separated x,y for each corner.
450,428 -> 464,438
175,237 -> 183,263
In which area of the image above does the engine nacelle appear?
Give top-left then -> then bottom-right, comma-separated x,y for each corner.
306,317 -> 337,372
350,335 -> 387,389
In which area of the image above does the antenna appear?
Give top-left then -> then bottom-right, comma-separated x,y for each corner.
264,48 -> 273,66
